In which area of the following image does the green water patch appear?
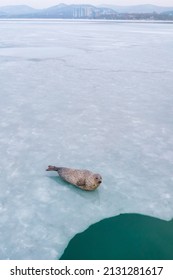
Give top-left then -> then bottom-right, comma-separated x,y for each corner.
60,213 -> 173,260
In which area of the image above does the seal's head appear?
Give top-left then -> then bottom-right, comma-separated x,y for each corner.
85,173 -> 102,190
93,173 -> 102,187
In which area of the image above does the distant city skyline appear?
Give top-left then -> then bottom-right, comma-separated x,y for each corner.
0,0 -> 173,9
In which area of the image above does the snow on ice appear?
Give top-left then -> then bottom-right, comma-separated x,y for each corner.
0,20 -> 173,259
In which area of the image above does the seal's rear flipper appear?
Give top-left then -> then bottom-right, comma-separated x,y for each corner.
46,165 -> 59,171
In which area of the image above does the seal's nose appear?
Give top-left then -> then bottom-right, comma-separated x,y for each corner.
98,180 -> 102,184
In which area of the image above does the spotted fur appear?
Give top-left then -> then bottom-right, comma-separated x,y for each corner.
46,165 -> 102,191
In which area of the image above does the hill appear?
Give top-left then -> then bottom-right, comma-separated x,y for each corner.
0,4 -> 173,19
100,4 -> 173,14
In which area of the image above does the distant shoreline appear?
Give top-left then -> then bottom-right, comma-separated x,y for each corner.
0,19 -> 173,24
0,4 -> 173,21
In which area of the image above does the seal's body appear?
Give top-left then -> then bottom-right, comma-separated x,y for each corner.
46,165 -> 102,191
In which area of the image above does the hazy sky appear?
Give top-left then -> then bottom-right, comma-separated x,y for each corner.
0,0 -> 173,8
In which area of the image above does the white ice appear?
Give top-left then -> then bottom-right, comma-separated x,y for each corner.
0,20 -> 173,259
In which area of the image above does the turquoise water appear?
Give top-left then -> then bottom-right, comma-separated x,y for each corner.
60,214 -> 173,260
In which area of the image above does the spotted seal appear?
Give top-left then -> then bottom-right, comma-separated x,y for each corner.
46,165 -> 102,191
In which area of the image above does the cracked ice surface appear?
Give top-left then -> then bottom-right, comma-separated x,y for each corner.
0,20 -> 173,259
